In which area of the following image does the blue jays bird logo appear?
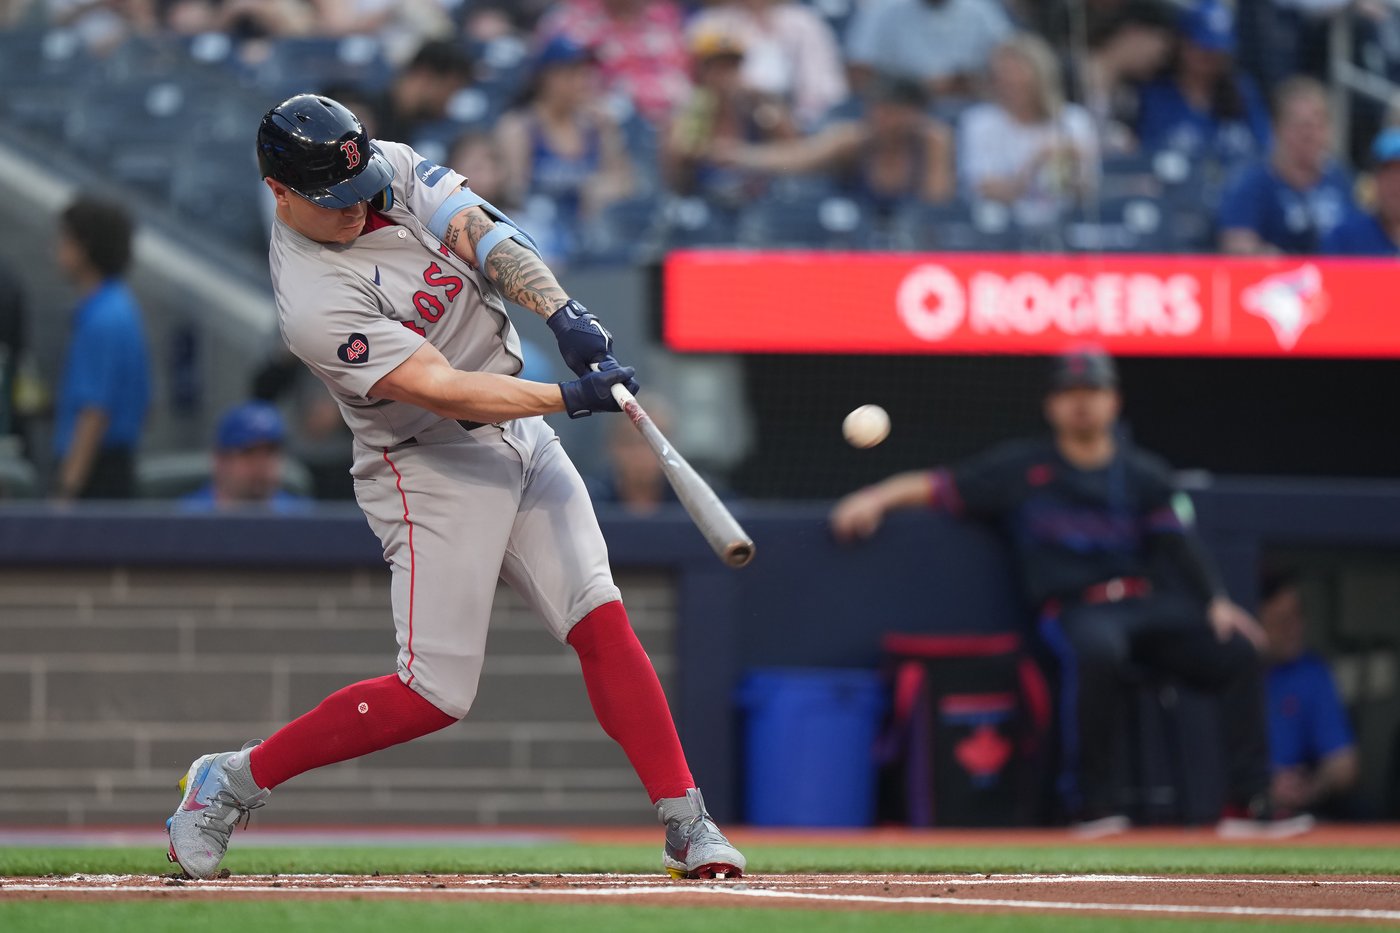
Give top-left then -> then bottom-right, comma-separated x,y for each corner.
1241,264 -> 1328,351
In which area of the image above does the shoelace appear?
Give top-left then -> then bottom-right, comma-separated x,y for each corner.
197,790 -> 266,845
675,810 -> 730,848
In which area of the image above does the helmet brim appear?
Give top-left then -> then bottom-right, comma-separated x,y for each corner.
294,150 -> 395,209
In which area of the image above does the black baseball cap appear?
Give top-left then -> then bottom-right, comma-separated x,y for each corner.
1048,348 -> 1118,392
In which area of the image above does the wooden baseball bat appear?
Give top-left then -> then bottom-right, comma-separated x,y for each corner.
607,381 -> 755,568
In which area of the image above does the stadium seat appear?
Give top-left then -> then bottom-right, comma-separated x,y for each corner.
406,119 -> 477,168
237,36 -> 395,98
0,449 -> 38,500
891,198 -> 1023,252
576,195 -> 666,265
736,194 -> 873,249
170,145 -> 269,250
1100,153 -> 1162,200
0,29 -> 96,139
1062,196 -> 1173,254
659,196 -> 740,249
471,35 -> 531,111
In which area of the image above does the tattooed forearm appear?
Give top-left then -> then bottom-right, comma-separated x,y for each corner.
444,206 -> 567,317
484,240 -> 568,317
445,207 -> 493,258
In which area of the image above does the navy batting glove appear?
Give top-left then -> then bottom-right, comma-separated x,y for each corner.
547,298 -> 614,378
592,354 -> 641,396
560,360 -> 638,419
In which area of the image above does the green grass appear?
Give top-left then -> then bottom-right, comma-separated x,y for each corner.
0,902 -> 1380,933
5,843 -> 1395,933
3,842 -> 1399,877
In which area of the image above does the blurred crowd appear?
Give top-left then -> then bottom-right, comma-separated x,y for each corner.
6,0 -> 1400,261
7,0 -> 1400,506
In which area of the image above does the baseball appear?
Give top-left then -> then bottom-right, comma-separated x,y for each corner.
842,404 -> 891,449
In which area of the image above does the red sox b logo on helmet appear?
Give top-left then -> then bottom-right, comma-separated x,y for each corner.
340,139 -> 361,170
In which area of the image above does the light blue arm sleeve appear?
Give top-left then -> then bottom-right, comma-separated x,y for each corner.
426,187 -> 541,270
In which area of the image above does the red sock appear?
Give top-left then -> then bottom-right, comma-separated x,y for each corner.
568,601 -> 694,803
248,674 -> 456,789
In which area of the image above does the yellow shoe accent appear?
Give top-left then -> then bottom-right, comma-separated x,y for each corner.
666,867 -> 686,879
179,774 -> 188,792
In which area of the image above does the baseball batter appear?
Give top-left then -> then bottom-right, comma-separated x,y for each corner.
165,94 -> 745,880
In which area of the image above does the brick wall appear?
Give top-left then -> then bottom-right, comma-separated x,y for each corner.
0,567 -> 676,827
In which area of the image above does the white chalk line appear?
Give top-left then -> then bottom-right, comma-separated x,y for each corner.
18,872 -> 1400,888
4,878 -> 1400,921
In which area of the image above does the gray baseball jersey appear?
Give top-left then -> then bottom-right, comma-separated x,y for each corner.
269,140 -> 620,718
273,139 -> 524,449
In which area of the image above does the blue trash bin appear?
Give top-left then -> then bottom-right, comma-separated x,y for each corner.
739,668 -> 886,827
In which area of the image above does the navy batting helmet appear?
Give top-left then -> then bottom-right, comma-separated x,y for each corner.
256,94 -> 394,209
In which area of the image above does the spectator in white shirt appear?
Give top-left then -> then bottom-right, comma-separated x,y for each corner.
959,33 -> 1101,227
846,0 -> 1012,99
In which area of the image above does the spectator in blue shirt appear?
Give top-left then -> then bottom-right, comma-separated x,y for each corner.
1323,127 -> 1400,256
181,402 -> 311,513
1217,77 -> 1355,255
52,195 -> 150,500
1135,0 -> 1271,169
1258,572 -> 1359,816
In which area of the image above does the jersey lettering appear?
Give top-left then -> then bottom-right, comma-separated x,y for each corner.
413,290 -> 445,323
398,261 -> 465,332
423,262 -> 463,301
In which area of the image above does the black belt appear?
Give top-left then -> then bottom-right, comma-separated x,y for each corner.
390,419 -> 491,450
1041,576 -> 1152,616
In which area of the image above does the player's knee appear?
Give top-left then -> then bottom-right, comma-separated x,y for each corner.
566,599 -> 632,655
413,682 -> 476,720
401,658 -> 483,720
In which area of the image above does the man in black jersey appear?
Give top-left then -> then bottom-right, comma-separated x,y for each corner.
831,348 -> 1311,835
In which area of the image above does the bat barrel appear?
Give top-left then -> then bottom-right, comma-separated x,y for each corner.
724,539 -> 756,568
605,379 -> 755,570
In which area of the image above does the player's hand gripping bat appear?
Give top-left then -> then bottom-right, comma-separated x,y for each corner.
599,371 -> 755,568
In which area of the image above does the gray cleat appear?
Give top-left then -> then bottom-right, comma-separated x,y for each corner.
165,740 -> 270,879
657,787 -> 746,880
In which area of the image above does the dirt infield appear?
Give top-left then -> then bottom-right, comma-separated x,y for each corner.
5,872 -> 1400,923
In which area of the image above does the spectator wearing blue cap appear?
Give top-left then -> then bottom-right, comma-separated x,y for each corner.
495,34 -> 633,264
1322,127 -> 1400,256
1135,0 -> 1271,169
181,402 -> 310,513
52,195 -> 150,501
1218,76 -> 1355,255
